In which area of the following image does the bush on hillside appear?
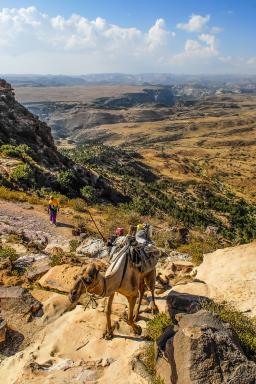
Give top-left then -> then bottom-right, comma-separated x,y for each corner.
56,170 -> 75,194
177,237 -> 219,265
0,144 -> 31,159
10,163 -> 34,186
80,185 -> 97,204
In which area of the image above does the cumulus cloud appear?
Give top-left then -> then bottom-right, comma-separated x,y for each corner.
0,7 -> 172,54
177,14 -> 210,32
0,6 -> 254,74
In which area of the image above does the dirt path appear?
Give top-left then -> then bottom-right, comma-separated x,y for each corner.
0,199 -> 75,242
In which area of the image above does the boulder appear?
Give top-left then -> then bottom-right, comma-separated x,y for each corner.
26,257 -> 51,281
45,240 -> 71,254
158,310 -> 256,384
167,227 -> 190,246
196,241 -> 256,316
166,288 -> 209,318
0,286 -> 42,317
76,238 -> 109,258
21,230 -> 48,250
38,264 -> 81,293
14,253 -> 48,272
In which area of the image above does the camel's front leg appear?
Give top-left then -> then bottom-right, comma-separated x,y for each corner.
127,296 -> 142,336
103,293 -> 115,340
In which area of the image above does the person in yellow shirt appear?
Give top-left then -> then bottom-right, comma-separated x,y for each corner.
48,196 -> 59,225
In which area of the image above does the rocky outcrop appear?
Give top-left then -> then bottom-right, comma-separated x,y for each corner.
0,286 -> 42,318
157,310 -> 256,384
196,241 -> 256,316
38,264 -> 81,292
76,238 -> 109,258
0,79 -> 63,168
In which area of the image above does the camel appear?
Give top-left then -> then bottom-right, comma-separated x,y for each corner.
69,241 -> 159,339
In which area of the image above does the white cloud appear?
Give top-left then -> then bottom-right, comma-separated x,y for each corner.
199,34 -> 217,51
177,14 -> 210,32
0,6 -> 254,74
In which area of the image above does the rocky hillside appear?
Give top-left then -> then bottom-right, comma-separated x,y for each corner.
0,79 -> 63,168
0,79 -> 124,201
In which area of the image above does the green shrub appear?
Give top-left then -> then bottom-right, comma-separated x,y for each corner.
50,254 -> 63,267
147,313 -> 172,341
10,163 -> 34,185
69,239 -> 81,252
0,246 -> 18,261
57,170 -> 75,193
0,144 -> 31,158
80,185 -> 97,204
202,301 -> 256,361
142,313 -> 171,384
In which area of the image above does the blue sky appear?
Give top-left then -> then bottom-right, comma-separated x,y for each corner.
0,0 -> 255,74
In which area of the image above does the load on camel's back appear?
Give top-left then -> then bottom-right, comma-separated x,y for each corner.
69,224 -> 161,339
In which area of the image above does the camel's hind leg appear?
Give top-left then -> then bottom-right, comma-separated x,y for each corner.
127,296 -> 142,336
134,279 -> 145,321
145,269 -> 159,314
103,293 -> 115,340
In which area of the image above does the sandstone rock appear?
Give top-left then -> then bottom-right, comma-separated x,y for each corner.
45,240 -> 71,254
158,310 -> 256,384
172,260 -> 194,274
38,264 -> 81,292
0,286 -> 42,317
196,241 -> 256,316
42,294 -> 75,325
26,257 -> 51,281
76,238 -> 109,258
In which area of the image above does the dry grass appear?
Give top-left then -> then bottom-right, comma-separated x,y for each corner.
15,85 -> 149,103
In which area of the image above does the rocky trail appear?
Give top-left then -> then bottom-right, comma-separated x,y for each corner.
0,199 -> 75,243
0,199 -> 256,383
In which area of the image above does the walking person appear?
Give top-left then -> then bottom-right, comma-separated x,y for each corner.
48,196 -> 59,225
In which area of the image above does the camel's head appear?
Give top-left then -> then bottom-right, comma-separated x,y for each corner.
69,263 -> 100,303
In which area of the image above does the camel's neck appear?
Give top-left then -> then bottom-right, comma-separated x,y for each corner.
87,272 -> 120,297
